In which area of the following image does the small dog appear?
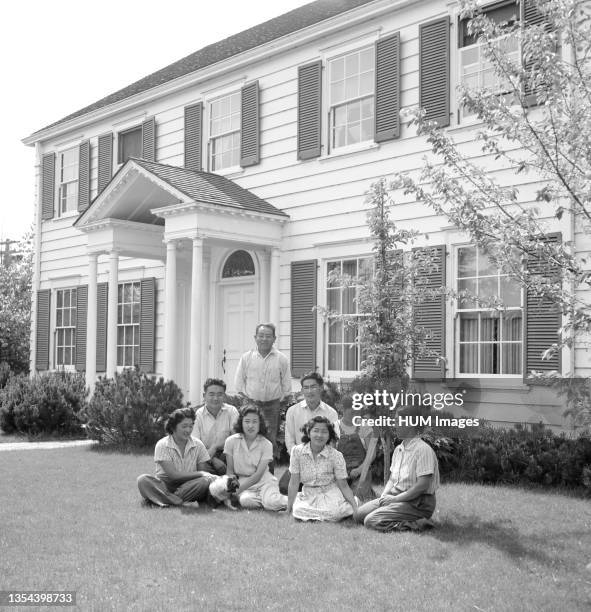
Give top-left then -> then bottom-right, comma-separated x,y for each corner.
208,475 -> 240,510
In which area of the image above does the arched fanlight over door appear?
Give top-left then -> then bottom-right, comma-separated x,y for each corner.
222,250 -> 255,278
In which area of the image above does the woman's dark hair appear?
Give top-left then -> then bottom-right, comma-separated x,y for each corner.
301,416 -> 338,445
165,407 -> 196,435
234,403 -> 268,437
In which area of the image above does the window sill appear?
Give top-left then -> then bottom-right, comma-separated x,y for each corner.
444,377 -> 529,391
53,210 -> 80,221
319,141 -> 379,162
212,165 -> 244,178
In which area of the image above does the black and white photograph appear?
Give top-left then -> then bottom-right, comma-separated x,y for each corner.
1,0 -> 590,610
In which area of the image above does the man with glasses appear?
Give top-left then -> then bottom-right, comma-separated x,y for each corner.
235,323 -> 291,459
279,372 -> 340,493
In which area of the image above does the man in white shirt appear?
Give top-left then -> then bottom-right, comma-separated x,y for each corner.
279,372 -> 340,493
234,323 -> 291,459
192,378 -> 239,475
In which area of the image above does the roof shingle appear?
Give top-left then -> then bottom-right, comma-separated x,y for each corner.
133,158 -> 288,217
34,0 -> 377,134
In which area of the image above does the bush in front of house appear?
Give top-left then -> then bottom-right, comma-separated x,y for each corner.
0,370 -> 87,436
421,422 -> 591,494
82,367 -> 186,447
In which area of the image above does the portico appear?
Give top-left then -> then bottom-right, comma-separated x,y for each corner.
75,158 -> 288,404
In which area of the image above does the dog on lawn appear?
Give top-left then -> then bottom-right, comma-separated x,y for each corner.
208,475 -> 240,510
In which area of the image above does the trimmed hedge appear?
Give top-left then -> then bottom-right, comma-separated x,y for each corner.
82,368 -> 186,447
0,371 -> 87,436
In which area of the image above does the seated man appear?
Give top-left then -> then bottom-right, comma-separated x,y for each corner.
192,378 -> 239,475
278,372 -> 340,494
337,396 -> 378,493
355,406 -> 440,532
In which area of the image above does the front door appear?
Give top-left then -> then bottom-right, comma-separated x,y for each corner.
219,282 -> 256,391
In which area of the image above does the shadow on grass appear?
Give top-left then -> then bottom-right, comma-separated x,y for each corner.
431,513 -> 564,567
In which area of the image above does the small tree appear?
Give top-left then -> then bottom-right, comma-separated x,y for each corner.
390,0 -> 591,423
320,179 -> 445,481
0,230 -> 33,374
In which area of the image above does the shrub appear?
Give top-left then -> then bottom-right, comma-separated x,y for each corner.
0,362 -> 12,390
0,371 -> 87,436
82,368 -> 186,447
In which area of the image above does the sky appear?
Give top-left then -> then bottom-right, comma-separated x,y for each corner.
0,0 -> 313,243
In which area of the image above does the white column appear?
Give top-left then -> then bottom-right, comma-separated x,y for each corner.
259,251 -> 270,322
269,247 -> 280,328
164,240 -> 178,380
189,238 -> 203,405
86,252 -> 98,391
200,250 -> 210,393
106,251 -> 119,377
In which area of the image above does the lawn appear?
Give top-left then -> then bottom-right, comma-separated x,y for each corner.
1,447 -> 590,612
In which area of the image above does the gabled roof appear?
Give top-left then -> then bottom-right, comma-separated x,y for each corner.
34,0 -> 378,134
75,158 -> 288,227
132,159 -> 288,217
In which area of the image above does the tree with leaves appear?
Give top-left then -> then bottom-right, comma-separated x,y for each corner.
390,0 -> 590,419
321,179 -> 445,482
0,230 -> 33,375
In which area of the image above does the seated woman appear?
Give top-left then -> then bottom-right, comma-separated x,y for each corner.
287,416 -> 358,522
137,407 -> 216,507
337,396 -> 378,491
355,406 -> 440,531
223,404 -> 287,511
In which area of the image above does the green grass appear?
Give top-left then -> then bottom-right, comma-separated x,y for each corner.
1,448 -> 590,611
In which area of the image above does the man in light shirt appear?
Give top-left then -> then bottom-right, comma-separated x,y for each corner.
355,406 -> 440,531
234,323 -> 291,459
279,371 -> 340,493
192,378 -> 239,475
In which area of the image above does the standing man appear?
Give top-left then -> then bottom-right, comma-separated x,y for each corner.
192,378 -> 239,475
279,372 -> 340,493
234,323 -> 291,459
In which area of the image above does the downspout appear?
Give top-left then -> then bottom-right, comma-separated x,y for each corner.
29,142 -> 43,377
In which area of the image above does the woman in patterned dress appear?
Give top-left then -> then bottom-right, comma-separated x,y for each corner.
287,416 -> 358,522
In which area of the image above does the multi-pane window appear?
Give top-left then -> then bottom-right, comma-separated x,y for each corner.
459,2 -> 520,118
326,257 -> 372,371
209,92 -> 240,171
329,47 -> 375,149
118,126 -> 142,164
55,288 -> 77,366
58,148 -> 79,215
457,246 -> 522,375
117,282 -> 140,367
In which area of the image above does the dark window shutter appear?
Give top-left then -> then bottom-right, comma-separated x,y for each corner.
35,289 -> 51,371
521,0 -> 550,107
412,245 -> 446,379
97,133 -> 113,194
41,153 -> 55,220
142,116 -> 156,162
524,233 -> 562,382
184,102 -> 203,171
78,140 -> 91,212
375,32 -> 401,142
419,18 -> 450,127
240,81 -> 260,167
75,285 -> 88,371
96,282 -> 108,373
139,278 -> 156,373
291,260 -> 317,377
297,61 -> 322,160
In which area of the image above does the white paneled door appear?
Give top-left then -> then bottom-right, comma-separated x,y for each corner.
219,282 -> 256,391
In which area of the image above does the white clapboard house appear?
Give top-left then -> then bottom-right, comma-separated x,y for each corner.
23,0 -> 589,426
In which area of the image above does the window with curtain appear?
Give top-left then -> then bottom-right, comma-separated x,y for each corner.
118,126 -> 142,164
457,246 -> 522,375
326,257 -> 371,372
458,1 -> 520,119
